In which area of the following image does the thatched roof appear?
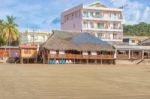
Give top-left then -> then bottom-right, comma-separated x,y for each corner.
42,30 -> 114,51
108,41 -> 128,46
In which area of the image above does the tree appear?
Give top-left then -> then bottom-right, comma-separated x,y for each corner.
0,19 -> 5,45
2,16 -> 19,46
123,22 -> 150,36
0,19 -> 4,33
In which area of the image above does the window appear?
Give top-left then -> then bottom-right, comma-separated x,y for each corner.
132,40 -> 136,43
75,11 -> 78,17
95,12 -> 103,18
97,23 -> 104,29
95,12 -> 100,18
83,22 -> 88,28
90,22 -> 94,28
113,23 -> 118,29
106,34 -> 111,39
24,49 -> 31,54
65,15 -> 69,22
114,13 -> 117,19
83,11 -> 88,17
98,33 -> 105,39
90,12 -> 94,17
113,33 -> 117,39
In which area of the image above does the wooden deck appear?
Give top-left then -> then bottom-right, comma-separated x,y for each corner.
48,54 -> 114,60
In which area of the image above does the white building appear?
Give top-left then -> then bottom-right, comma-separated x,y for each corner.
123,36 -> 149,45
61,2 -> 123,42
20,31 -> 52,45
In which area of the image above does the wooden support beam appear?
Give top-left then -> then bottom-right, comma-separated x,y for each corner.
114,49 -> 117,59
129,50 -> 131,59
20,58 -> 23,64
101,59 -> 102,65
142,50 -> 144,59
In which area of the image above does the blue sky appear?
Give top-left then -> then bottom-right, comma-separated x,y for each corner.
0,0 -> 149,31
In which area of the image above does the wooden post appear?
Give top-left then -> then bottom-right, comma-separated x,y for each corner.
42,51 -> 45,64
142,50 -> 144,59
114,49 -> 117,59
74,54 -> 75,64
148,51 -> 150,59
48,58 -> 50,64
35,55 -> 37,63
27,58 -> 29,64
101,59 -> 102,65
80,51 -> 82,64
129,50 -> 131,59
20,49 -> 23,64
95,59 -> 97,64
21,57 -> 23,64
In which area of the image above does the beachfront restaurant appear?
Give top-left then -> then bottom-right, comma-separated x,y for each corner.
41,30 -> 115,64
115,45 -> 150,60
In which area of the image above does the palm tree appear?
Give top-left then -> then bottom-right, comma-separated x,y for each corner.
2,16 -> 19,46
0,19 -> 5,45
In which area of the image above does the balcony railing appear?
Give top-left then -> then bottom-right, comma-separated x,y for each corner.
82,17 -> 123,21
117,55 -> 129,60
82,28 -> 123,32
117,55 -> 143,60
48,54 -> 114,59
144,56 -> 150,59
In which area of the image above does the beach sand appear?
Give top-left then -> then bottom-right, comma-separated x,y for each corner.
0,64 -> 150,99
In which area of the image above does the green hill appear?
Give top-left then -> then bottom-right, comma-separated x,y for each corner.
123,22 -> 150,36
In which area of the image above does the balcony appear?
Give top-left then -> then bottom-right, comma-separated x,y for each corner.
82,27 -> 123,32
48,54 -> 114,59
117,55 -> 129,60
117,55 -> 143,60
82,17 -> 123,22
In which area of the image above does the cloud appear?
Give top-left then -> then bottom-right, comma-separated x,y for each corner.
111,0 -> 150,24
51,17 -> 60,25
0,0 -> 149,31
141,6 -> 150,23
111,0 -> 127,7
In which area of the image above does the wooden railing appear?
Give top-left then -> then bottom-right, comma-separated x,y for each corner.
117,55 -> 129,60
131,55 -> 142,60
144,56 -> 150,59
117,55 -> 143,60
48,54 -> 114,59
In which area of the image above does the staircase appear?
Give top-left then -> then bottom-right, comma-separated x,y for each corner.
136,59 -> 150,65
136,59 -> 144,65
116,59 -> 150,65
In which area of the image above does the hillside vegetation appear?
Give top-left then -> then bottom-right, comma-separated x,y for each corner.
124,22 -> 150,36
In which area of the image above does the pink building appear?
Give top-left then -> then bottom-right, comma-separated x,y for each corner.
61,2 -> 123,42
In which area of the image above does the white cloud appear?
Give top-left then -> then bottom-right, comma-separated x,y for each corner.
111,0 -> 127,7
141,6 -> 150,23
0,0 -> 149,31
111,0 -> 150,24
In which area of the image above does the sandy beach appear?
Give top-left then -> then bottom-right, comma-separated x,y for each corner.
0,64 -> 150,99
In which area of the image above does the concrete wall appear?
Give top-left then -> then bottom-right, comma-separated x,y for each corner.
61,5 -> 83,32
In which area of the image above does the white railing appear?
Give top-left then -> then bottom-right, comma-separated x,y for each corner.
82,17 -> 123,22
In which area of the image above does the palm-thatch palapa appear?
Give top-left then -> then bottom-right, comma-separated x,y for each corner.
41,30 -> 115,64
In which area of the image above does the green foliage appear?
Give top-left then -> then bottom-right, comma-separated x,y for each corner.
124,22 -> 150,36
0,16 -> 19,46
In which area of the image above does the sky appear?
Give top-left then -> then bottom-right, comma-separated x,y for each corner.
0,0 -> 150,32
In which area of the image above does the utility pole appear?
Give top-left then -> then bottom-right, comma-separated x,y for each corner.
32,27 -> 35,45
